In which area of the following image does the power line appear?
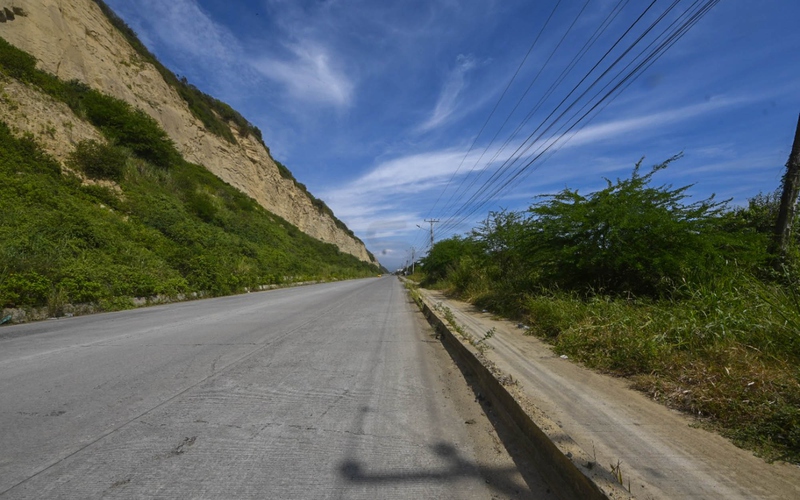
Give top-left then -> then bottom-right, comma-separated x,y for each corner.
424,1 -> 566,224
437,0 -> 597,221
434,0 -> 719,238
437,0 -> 663,235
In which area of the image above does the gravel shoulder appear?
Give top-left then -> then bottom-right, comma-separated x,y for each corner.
419,288 -> 800,500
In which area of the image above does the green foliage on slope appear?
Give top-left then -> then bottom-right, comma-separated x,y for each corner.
0,36 -> 181,169
0,120 -> 378,310
67,140 -> 128,181
420,158 -> 800,463
52,2 -> 372,255
0,39 -> 379,313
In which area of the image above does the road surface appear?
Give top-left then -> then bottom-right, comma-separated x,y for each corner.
0,278 -> 546,499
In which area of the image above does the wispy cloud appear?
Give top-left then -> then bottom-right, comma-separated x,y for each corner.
417,54 -> 477,132
323,148 -> 481,216
108,0 -> 354,107
549,93 -> 752,149
252,41 -> 354,107
325,93 -> 753,240
117,0 -> 238,65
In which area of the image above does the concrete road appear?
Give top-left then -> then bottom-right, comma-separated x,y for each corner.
0,278 -> 543,499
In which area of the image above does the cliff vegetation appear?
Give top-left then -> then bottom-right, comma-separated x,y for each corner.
0,37 -> 380,316
89,0 -> 364,248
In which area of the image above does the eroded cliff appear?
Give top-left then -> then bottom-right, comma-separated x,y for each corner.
0,0 -> 376,264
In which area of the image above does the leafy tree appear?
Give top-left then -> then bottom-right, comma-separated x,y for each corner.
421,236 -> 480,283
469,209 -> 531,287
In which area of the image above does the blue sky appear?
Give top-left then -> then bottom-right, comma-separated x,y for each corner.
105,0 -> 800,271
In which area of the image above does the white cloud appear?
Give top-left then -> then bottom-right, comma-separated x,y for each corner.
558,95 -> 752,149
322,148 -> 484,219
323,93 -> 756,246
252,42 -> 354,107
108,0 -> 353,108
417,54 -> 477,132
125,0 -> 238,64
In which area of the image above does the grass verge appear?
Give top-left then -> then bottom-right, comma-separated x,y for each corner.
437,274 -> 800,464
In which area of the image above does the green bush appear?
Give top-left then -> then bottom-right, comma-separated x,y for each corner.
527,157 -> 731,297
78,92 -> 180,168
185,190 -> 218,223
58,275 -> 104,304
68,140 -> 128,181
80,184 -> 123,210
0,36 -> 36,79
0,272 -> 51,308
421,236 -> 480,283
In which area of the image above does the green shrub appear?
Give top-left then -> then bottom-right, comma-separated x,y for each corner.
524,293 -> 582,338
68,140 -> 128,181
421,236 -> 480,283
0,36 -> 36,79
80,184 -> 122,210
58,275 -> 104,304
185,191 -> 217,223
78,92 -> 180,168
0,272 -> 51,308
527,157 -> 731,297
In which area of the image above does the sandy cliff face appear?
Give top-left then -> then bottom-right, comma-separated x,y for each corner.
0,0 -> 376,264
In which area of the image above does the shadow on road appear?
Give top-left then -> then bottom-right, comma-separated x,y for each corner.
338,441 -> 541,498
435,325 -> 555,498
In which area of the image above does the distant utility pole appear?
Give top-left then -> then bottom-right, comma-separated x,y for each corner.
424,219 -> 440,249
411,247 -> 416,274
772,113 -> 800,266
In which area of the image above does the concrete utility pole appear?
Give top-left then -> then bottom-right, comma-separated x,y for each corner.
772,113 -> 800,265
424,219 -> 440,249
411,247 -> 416,274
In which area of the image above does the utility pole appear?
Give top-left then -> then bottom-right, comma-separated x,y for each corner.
411,247 -> 416,274
772,113 -> 800,266
424,219 -> 440,249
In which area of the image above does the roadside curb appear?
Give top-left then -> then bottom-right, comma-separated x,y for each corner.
410,285 -> 633,500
